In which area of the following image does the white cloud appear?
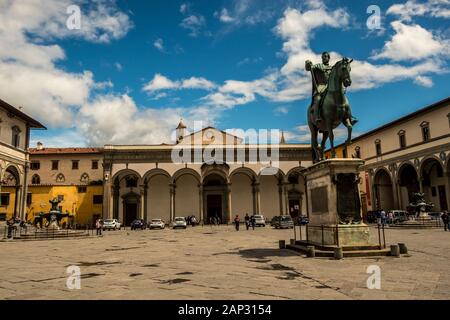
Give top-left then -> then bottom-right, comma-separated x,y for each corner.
180,15 -> 207,37
180,3 -> 189,14
387,0 -> 450,21
0,0 -> 132,128
77,94 -> 220,145
414,75 -> 434,87
154,38 -> 165,52
274,106 -> 289,115
215,8 -> 235,23
371,21 -> 448,61
143,74 -> 216,93
115,62 -> 123,71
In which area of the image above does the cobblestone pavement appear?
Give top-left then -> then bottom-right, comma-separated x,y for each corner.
0,225 -> 449,300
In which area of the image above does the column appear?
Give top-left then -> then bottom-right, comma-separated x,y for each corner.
227,183 -> 232,223
112,185 -> 120,219
278,182 -> 284,215
419,174 -> 424,193
139,186 -> 145,220
198,184 -> 204,222
21,164 -> 29,221
391,171 -> 400,209
143,184 -> 148,223
169,183 -> 176,222
14,185 -> 20,219
284,183 -> 290,216
253,182 -> 261,215
103,172 -> 112,219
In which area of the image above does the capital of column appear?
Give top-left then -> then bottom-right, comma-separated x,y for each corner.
169,183 -> 176,194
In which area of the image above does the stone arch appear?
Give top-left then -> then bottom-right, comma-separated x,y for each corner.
229,167 -> 257,183
142,168 -> 171,183
373,168 -> 395,211
2,165 -> 21,219
203,172 -> 229,224
398,162 -> 420,209
172,168 -> 201,184
419,155 -> 444,176
285,167 -> 306,218
111,169 -> 142,184
420,157 -> 447,211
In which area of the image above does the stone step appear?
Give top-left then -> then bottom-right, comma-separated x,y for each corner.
286,244 -> 391,258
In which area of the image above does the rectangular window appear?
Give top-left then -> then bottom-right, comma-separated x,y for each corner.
431,187 -> 437,197
342,148 -> 347,158
93,195 -> 103,204
78,186 -> 87,193
355,149 -> 361,159
72,160 -> 79,170
27,193 -> 32,205
30,162 -> 40,170
0,193 -> 10,206
375,141 -> 382,156
92,160 -> 99,170
51,160 -> 59,170
399,134 -> 406,148
421,126 -> 430,141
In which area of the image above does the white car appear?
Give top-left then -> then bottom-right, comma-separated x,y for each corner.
103,219 -> 121,230
172,217 -> 187,229
149,219 -> 165,229
253,215 -> 266,227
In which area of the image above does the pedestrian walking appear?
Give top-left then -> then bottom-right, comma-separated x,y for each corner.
234,215 -> 240,231
251,215 -> 256,230
245,213 -> 250,230
387,211 -> 394,225
441,211 -> 449,231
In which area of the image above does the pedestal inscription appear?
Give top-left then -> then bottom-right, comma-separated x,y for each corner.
311,186 -> 328,214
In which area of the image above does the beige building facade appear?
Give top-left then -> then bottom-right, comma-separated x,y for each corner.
328,97 -> 450,215
102,126 -> 312,226
0,99 -> 46,221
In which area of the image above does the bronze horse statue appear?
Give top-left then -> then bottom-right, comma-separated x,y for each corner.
307,57 -> 355,163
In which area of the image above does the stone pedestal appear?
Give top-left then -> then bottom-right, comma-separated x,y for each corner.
304,159 -> 372,247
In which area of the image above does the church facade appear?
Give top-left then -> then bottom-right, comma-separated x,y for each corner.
102,125 -> 312,225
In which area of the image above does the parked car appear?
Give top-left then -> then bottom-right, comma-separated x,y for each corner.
295,215 -> 309,225
130,219 -> 146,230
273,215 -> 294,229
103,219 -> 121,231
389,210 -> 409,224
173,217 -> 187,229
252,215 -> 266,227
149,219 -> 165,229
270,216 -> 281,227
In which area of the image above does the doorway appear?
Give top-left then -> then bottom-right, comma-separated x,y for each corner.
206,194 -> 222,224
289,199 -> 300,219
438,185 -> 448,211
124,202 -> 138,226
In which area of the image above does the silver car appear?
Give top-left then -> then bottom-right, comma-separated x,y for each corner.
253,215 -> 266,227
103,219 -> 121,230
172,217 -> 187,229
149,219 -> 165,229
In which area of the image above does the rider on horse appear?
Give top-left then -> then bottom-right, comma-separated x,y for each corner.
305,52 -> 358,126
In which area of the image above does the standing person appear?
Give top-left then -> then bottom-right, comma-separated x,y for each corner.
380,209 -> 386,225
251,215 -> 256,230
441,211 -> 449,231
245,213 -> 250,230
234,215 -> 240,231
95,218 -> 102,235
387,211 -> 394,225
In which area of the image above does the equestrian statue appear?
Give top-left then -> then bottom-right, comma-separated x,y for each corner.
306,51 -> 357,163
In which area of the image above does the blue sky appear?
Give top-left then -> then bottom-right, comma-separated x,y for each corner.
0,0 -> 449,147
